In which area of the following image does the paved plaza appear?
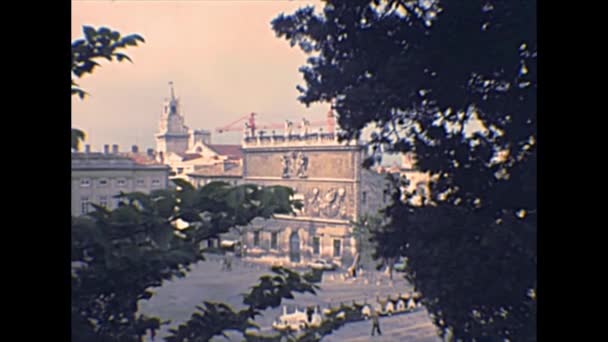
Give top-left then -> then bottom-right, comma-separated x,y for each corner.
138,255 -> 441,341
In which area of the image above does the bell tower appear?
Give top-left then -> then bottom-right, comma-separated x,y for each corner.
155,82 -> 190,158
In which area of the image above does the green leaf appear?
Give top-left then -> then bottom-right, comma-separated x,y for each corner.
71,128 -> 86,150
115,53 -> 132,63
98,27 -> 111,36
71,88 -> 88,100
122,34 -> 145,46
83,25 -> 96,41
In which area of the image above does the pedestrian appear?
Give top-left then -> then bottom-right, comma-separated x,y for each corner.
371,309 -> 382,336
225,255 -> 232,271
306,306 -> 313,323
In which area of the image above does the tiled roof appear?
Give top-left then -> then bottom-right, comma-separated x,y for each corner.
208,144 -> 243,159
72,152 -> 168,170
177,153 -> 204,161
123,153 -> 162,165
188,162 -> 243,177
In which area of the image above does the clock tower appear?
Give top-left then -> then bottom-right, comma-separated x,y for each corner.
155,82 -> 190,159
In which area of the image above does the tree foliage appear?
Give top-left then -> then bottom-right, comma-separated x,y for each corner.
72,25 -> 145,100
166,266 -> 320,342
71,26 -> 144,150
72,181 -> 311,341
272,1 -> 536,340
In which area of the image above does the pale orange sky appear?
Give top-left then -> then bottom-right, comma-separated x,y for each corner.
71,0 -> 328,150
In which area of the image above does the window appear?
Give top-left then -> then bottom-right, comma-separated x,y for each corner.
362,191 -> 367,205
136,178 -> 145,187
177,167 -> 184,174
271,232 -> 278,250
152,179 -> 161,187
313,237 -> 320,255
80,178 -> 90,187
99,196 -> 108,208
253,231 -> 260,247
333,239 -> 341,257
117,179 -> 126,187
80,197 -> 90,215
98,178 -> 108,187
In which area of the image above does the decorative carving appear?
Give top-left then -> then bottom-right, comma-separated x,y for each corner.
281,154 -> 291,178
323,187 -> 347,218
280,151 -> 308,178
304,187 -> 348,219
300,118 -> 310,137
305,188 -> 321,216
295,152 -> 309,178
285,120 -> 294,137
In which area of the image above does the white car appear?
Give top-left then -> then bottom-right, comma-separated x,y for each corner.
394,257 -> 408,272
308,259 -> 336,270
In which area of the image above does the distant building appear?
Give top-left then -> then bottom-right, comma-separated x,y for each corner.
154,82 -> 242,180
376,153 -> 433,206
154,82 -> 193,159
151,83 -> 391,267
71,145 -> 170,217
187,161 -> 243,187
239,128 -> 391,268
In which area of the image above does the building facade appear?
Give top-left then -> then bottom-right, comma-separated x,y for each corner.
154,83 -> 242,182
71,151 -> 170,217
239,131 -> 390,268
187,161 -> 243,187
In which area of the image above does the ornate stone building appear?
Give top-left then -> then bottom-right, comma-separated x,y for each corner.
152,84 -> 390,267
155,82 -> 192,159
240,129 -> 391,268
154,83 -> 242,179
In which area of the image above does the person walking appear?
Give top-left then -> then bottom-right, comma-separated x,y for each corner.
225,254 -> 232,271
371,309 -> 382,336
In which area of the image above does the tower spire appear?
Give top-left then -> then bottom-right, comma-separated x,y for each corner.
169,81 -> 175,100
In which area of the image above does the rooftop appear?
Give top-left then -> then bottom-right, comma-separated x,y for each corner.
72,152 -> 169,170
188,161 -> 243,178
242,132 -> 360,150
208,144 -> 243,159
176,152 -> 205,162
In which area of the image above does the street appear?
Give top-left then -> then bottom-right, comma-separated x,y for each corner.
138,255 -> 441,341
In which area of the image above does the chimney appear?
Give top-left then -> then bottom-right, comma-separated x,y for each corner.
147,148 -> 154,157
131,145 -> 139,153
103,144 -> 109,154
112,144 -> 119,154
84,144 -> 91,153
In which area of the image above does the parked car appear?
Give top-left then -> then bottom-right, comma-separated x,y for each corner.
394,257 -> 408,272
308,259 -> 336,271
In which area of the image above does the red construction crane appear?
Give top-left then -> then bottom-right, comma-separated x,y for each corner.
216,112 -> 257,135
215,109 -> 336,137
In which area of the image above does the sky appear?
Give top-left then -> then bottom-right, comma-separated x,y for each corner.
72,0 -> 328,151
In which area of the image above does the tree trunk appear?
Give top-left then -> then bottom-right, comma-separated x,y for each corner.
388,257 -> 396,280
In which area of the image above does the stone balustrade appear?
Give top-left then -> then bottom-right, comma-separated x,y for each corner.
243,131 -> 356,149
